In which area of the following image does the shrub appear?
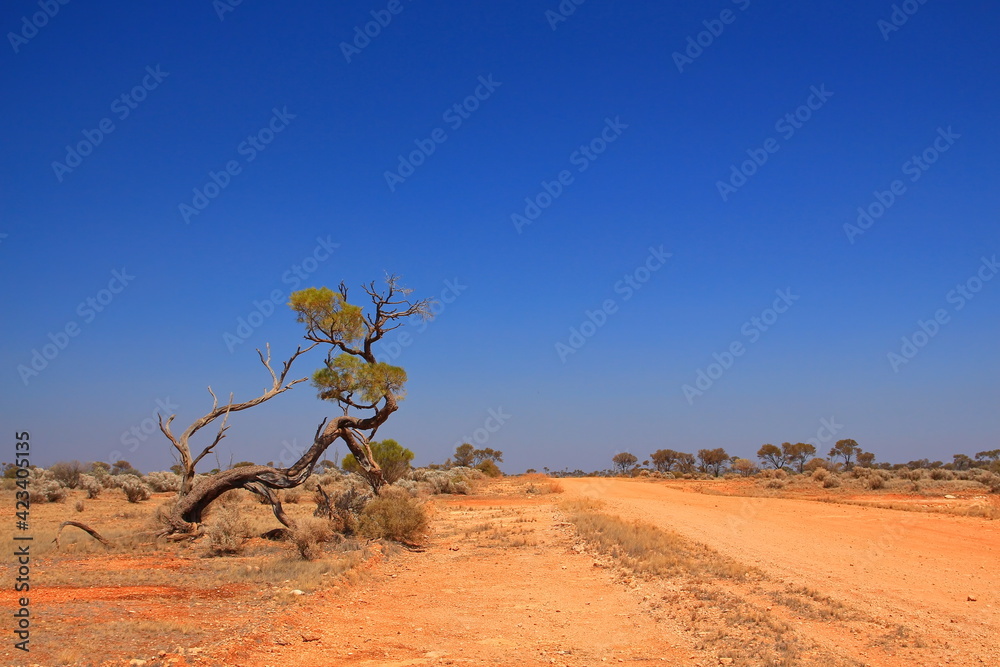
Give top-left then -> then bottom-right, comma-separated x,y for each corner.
822,475 -> 840,489
866,475 -> 885,490
75,500 -> 85,512
31,480 -> 67,503
811,468 -> 829,482
765,479 -> 786,489
145,471 -> 181,492
206,505 -> 252,555
283,488 -> 302,504
49,460 -> 86,488
121,478 -> 152,503
476,460 -> 503,478
292,518 -> 333,560
357,490 -> 429,543
804,458 -> 829,473
80,475 -> 102,499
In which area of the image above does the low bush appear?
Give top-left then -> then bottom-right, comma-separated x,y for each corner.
822,475 -> 841,489
811,468 -> 829,482
206,505 -> 252,555
292,518 -> 334,560
121,478 -> 152,503
80,474 -> 102,499
357,490 -> 428,543
866,475 -> 885,490
145,471 -> 181,492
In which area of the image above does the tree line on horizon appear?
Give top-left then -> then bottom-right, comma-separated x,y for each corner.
607,442 -> 1000,478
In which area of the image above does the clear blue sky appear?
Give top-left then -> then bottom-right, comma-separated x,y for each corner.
2,1 -> 998,473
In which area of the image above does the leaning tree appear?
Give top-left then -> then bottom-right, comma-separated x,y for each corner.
158,275 -> 430,538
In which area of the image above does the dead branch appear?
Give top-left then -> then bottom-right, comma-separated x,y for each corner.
54,521 -> 111,549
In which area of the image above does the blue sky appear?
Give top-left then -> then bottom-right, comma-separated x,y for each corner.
2,0 -> 998,473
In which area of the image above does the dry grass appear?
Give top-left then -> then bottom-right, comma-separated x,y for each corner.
561,499 -> 889,666
561,498 -> 757,581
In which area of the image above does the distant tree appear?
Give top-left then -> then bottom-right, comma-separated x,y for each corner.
756,444 -> 785,469
676,452 -> 696,474
169,464 -> 184,475
232,461 -> 256,468
650,449 -> 680,473
525,468 -> 537,474
829,439 -> 860,470
953,454 -> 973,471
453,443 -> 476,467
472,447 -> 503,465
612,452 -> 639,474
2,463 -> 18,479
476,460 -> 503,477
697,448 -> 729,477
112,460 -> 141,476
975,449 -> 1000,463
50,460 -> 86,488
319,459 -> 338,470
343,439 -> 415,484
783,443 -> 816,473
731,458 -> 757,477
856,451 -> 876,468
90,461 -> 111,476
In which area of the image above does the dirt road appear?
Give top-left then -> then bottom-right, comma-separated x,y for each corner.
561,478 -> 1000,665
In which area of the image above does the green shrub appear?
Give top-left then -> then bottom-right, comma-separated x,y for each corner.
357,490 -> 428,543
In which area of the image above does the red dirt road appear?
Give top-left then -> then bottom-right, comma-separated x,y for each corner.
561,478 -> 1000,665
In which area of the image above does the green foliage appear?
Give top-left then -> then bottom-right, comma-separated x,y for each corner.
313,353 -> 407,405
829,439 -> 860,469
357,490 -> 429,543
90,461 -> 111,476
342,439 -> 415,484
288,287 -> 367,345
476,460 -> 503,477
112,460 -> 141,476
453,443 -> 475,467
232,461 -> 256,468
2,463 -> 17,479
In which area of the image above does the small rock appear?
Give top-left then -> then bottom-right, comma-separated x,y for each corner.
945,494 -> 957,499
967,596 -> 977,602
291,589 -> 305,596
302,634 -> 321,642
129,661 -> 146,666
